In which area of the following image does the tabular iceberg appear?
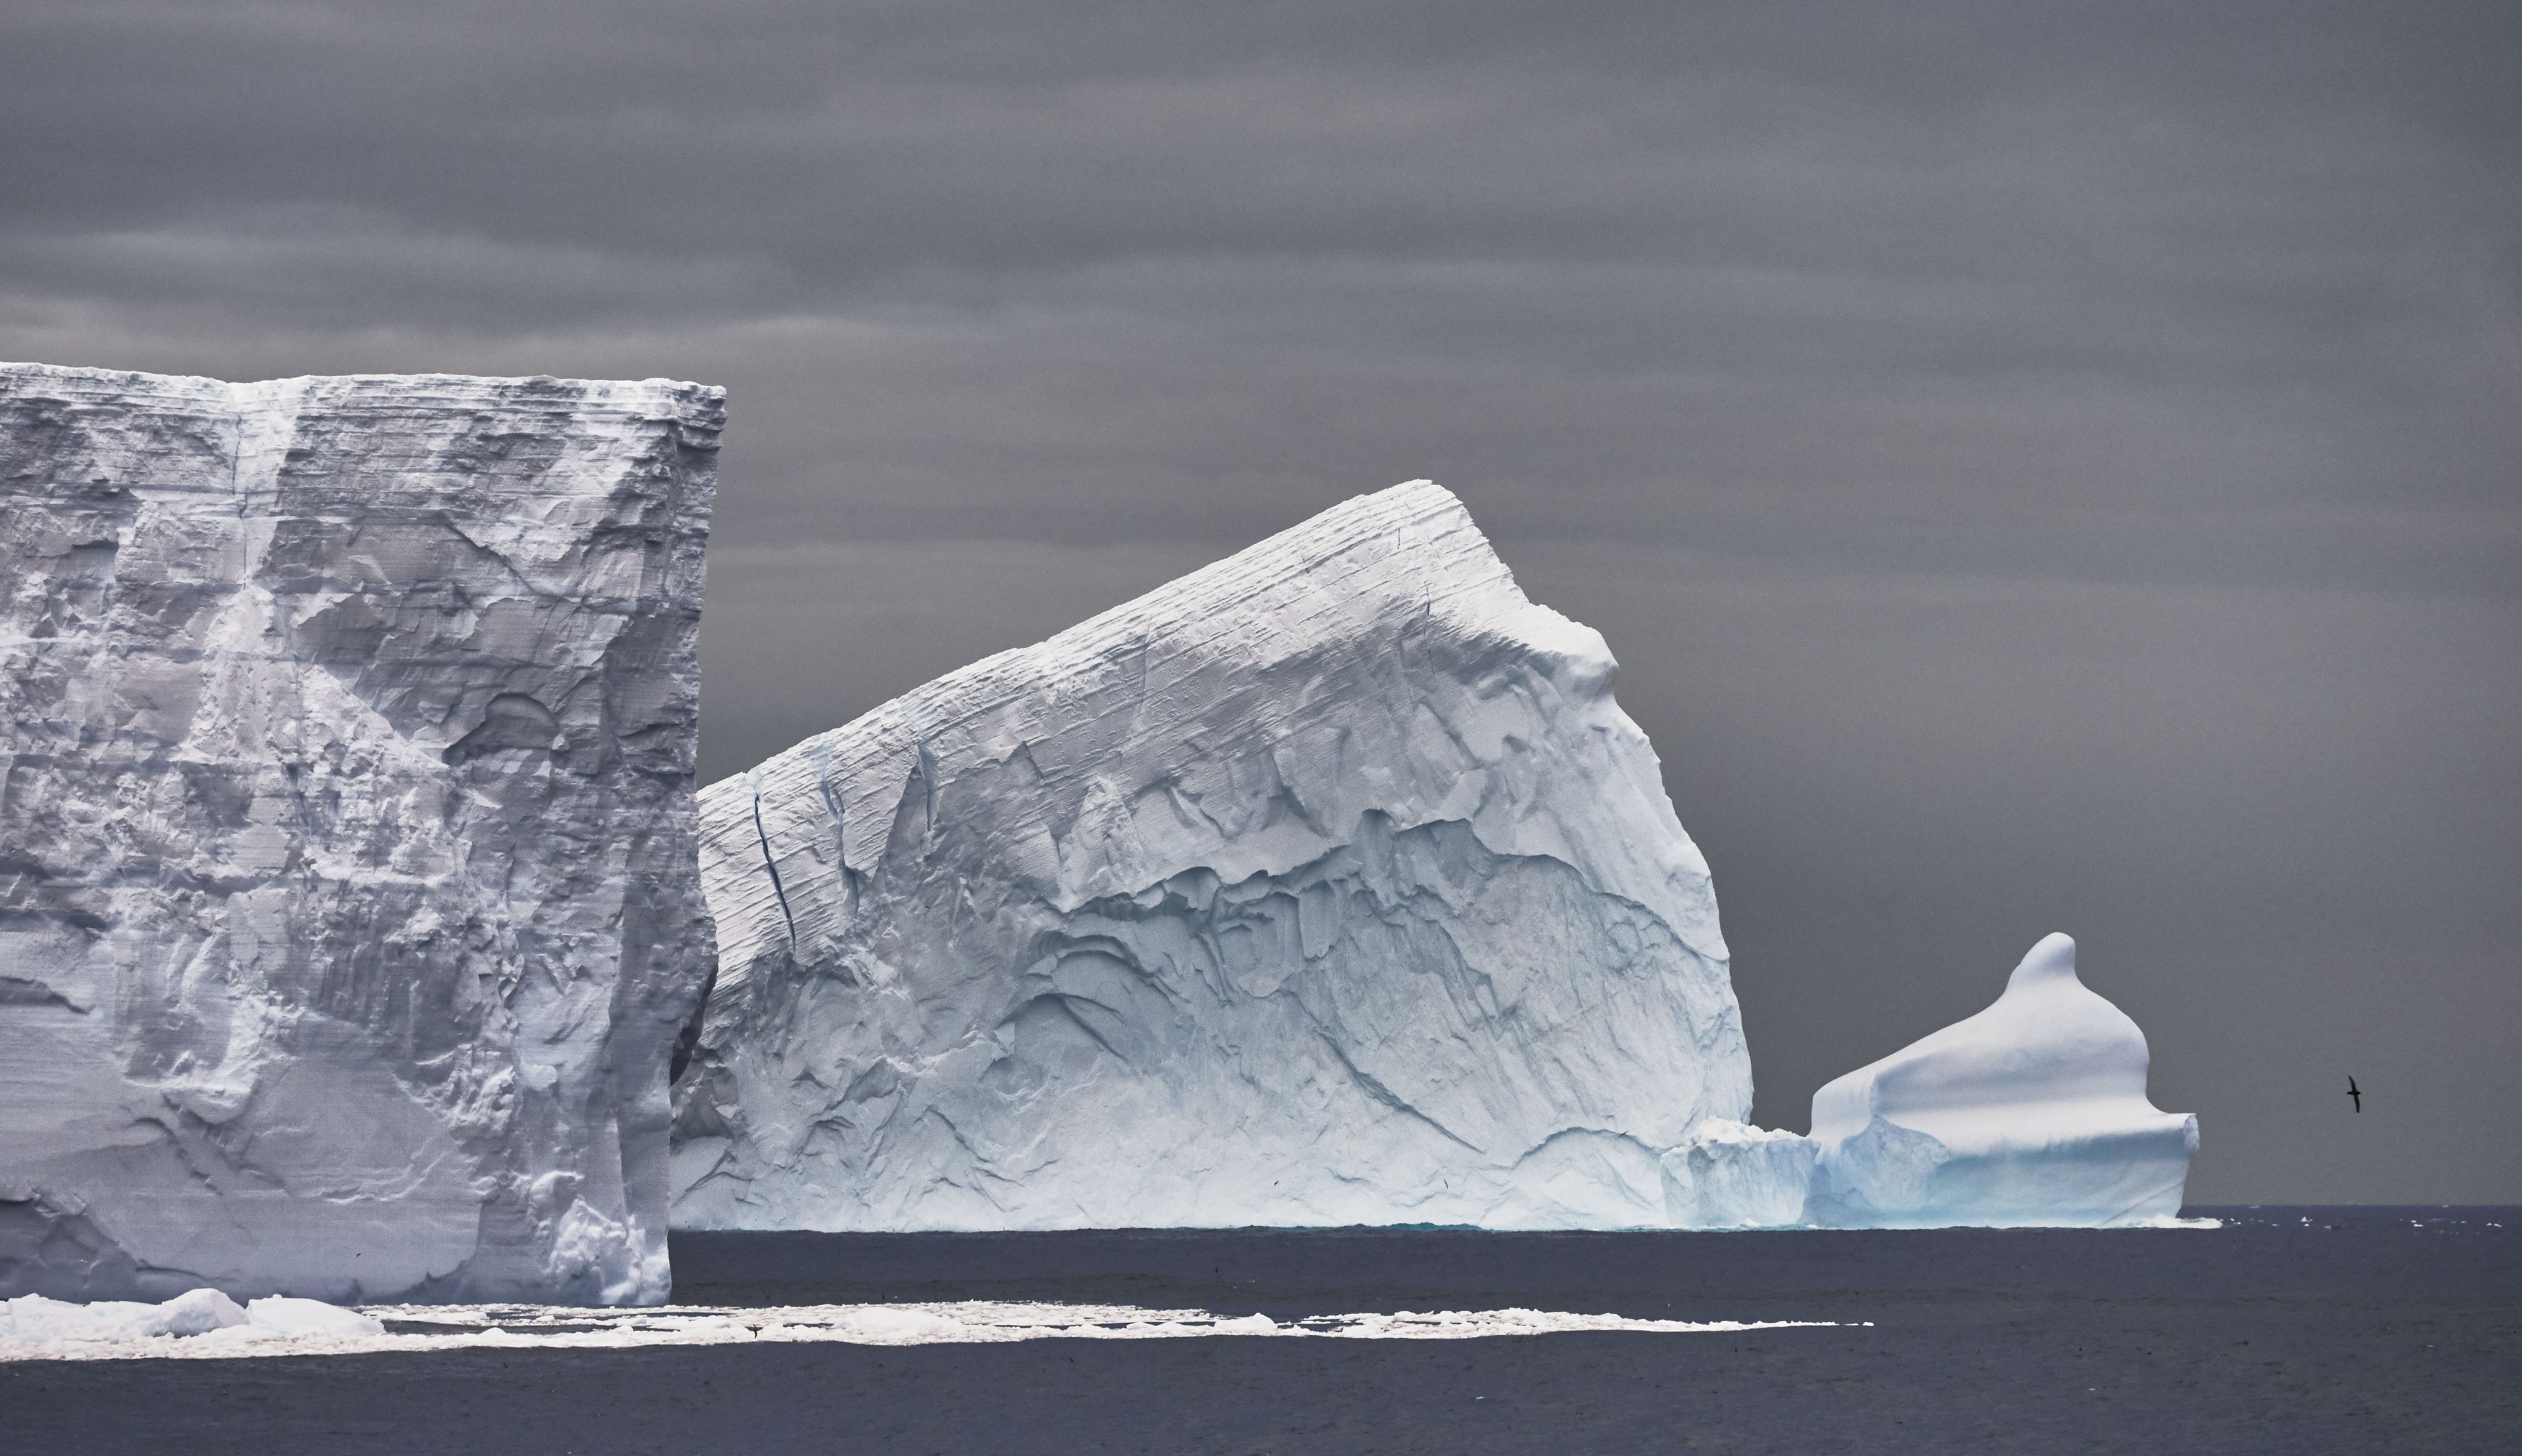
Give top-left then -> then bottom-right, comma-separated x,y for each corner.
673,480 -> 1756,1230
0,363 -> 719,1303
1802,933 -> 2198,1228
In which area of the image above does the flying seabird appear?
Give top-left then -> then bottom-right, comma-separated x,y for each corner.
2347,1076 -> 2361,1114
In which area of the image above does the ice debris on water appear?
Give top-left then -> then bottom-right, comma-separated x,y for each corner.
1,1292 -> 1829,1361
1,1287 -> 382,1352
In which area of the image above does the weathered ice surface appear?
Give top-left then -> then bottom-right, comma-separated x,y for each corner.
674,481 -> 1750,1231
1802,934 -> 2198,1228
1659,1119 -> 1818,1229
0,363 -> 718,1303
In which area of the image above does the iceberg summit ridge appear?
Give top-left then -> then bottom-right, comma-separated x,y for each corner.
673,481 -> 1771,1230
0,363 -> 719,1304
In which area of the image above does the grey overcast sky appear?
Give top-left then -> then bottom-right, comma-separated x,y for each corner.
6,1 -> 2516,1202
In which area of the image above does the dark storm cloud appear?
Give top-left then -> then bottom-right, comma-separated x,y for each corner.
3,0 -> 2516,1200
7,1 -> 2512,577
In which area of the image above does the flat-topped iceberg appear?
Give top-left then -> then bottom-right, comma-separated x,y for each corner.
0,363 -> 719,1304
673,481 -> 1757,1230
1802,933 -> 2198,1228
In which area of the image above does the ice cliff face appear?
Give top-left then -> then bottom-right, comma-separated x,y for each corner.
1802,934 -> 2198,1228
674,481 -> 1752,1230
0,363 -> 718,1303
1659,1120 -> 1816,1229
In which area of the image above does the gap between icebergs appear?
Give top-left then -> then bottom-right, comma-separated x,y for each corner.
1,1297 -> 1838,1361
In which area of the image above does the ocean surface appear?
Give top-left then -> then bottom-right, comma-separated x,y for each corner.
8,1207 -> 2516,1454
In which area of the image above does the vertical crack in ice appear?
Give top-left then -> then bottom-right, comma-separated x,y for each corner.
749,772 -> 797,955
810,733 -> 855,921
226,405 -> 247,518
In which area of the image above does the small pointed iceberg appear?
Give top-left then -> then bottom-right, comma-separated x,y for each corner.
1802,933 -> 2198,1228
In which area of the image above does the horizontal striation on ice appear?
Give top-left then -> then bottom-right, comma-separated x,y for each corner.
673,480 -> 1754,1230
0,363 -> 719,1304
1802,933 -> 2199,1228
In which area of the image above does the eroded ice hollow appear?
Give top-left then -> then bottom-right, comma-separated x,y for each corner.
673,480 -> 1794,1230
1802,934 -> 2199,1228
0,363 -> 719,1304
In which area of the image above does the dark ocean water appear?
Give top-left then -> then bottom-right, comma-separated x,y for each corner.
9,1207 -> 2516,1455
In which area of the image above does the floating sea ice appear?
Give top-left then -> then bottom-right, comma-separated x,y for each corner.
243,1296 -> 386,1338
5,1298 -> 1841,1360
0,1288 -> 382,1348
0,1287 -> 246,1342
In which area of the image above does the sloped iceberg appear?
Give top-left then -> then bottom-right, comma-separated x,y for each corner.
0,363 -> 719,1304
673,481 -> 1758,1230
1802,933 -> 2198,1228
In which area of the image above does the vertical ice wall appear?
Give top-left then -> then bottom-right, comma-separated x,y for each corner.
0,363 -> 718,1303
674,481 -> 1755,1231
